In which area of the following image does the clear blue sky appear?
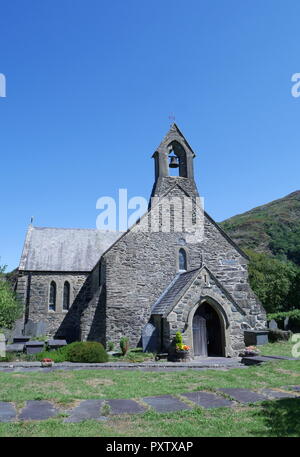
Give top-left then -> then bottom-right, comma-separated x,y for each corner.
1,0 -> 300,271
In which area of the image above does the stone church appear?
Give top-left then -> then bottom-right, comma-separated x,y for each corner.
16,124 -> 266,357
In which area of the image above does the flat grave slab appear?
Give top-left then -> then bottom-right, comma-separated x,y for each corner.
6,343 -> 25,353
0,402 -> 16,422
282,385 -> 300,392
47,340 -> 67,350
260,389 -> 298,399
107,399 -> 146,415
142,395 -> 191,413
181,391 -> 233,408
218,388 -> 267,404
25,341 -> 45,354
64,400 -> 105,423
19,401 -> 59,421
13,336 -> 30,344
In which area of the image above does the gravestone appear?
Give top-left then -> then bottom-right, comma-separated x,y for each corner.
244,330 -> 269,346
13,336 -> 30,344
142,395 -> 191,413
107,399 -> 146,415
0,402 -> 16,422
260,389 -> 297,399
268,319 -> 278,330
24,320 -> 48,338
142,323 -> 158,353
0,333 -> 6,358
12,319 -> 24,339
25,341 -> 45,354
64,400 -> 105,423
182,391 -> 233,409
47,340 -> 67,350
218,388 -> 267,404
6,343 -> 25,353
284,317 -> 290,331
19,401 -> 59,420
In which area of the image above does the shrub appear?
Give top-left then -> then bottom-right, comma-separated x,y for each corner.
120,337 -> 129,355
267,310 -> 300,330
107,341 -> 114,351
175,332 -> 183,345
174,331 -> 190,351
0,275 -> 22,329
65,341 -> 108,363
36,341 -> 109,363
36,347 -> 69,363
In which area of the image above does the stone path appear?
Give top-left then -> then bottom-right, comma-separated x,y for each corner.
19,401 -> 59,421
182,391 -> 233,408
218,388 -> 267,404
0,386 -> 299,423
142,395 -> 191,413
0,358 -> 245,373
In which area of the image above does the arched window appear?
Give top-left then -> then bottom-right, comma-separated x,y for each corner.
179,248 -> 187,272
63,281 -> 70,311
49,281 -> 56,311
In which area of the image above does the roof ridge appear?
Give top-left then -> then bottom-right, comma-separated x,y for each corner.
31,226 -> 122,232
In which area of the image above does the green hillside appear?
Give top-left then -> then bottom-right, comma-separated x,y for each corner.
220,190 -> 300,266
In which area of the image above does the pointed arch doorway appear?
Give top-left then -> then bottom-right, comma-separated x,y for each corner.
192,302 -> 223,357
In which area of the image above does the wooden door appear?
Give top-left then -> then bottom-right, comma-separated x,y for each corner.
193,314 -> 207,356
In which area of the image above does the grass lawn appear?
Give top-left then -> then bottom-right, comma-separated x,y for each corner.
0,339 -> 299,437
259,338 -> 297,357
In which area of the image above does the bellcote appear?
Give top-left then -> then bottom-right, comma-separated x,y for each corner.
150,123 -> 199,200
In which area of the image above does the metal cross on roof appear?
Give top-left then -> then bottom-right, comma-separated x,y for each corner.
168,113 -> 175,125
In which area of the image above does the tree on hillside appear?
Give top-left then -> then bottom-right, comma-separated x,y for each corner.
287,270 -> 300,309
268,224 -> 300,266
0,265 -> 22,329
246,250 -> 299,313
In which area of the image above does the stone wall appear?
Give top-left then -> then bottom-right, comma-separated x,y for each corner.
164,269 -> 249,357
17,271 -> 91,341
103,180 -> 266,350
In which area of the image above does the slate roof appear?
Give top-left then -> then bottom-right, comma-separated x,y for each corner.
19,226 -> 122,272
151,268 -> 200,315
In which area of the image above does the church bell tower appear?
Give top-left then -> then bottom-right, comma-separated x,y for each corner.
150,123 -> 199,201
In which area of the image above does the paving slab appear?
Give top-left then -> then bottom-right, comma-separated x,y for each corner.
107,399 -> 146,415
218,388 -> 267,404
19,401 -> 59,421
181,391 -> 234,408
282,385 -> 300,392
142,395 -> 191,413
64,400 -> 105,423
260,389 -> 298,399
0,402 -> 17,422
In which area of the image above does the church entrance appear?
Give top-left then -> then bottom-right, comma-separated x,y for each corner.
192,302 -> 223,357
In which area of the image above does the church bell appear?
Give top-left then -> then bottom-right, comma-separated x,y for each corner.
169,155 -> 179,168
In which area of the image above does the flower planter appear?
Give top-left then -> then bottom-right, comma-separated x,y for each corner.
174,350 -> 190,362
41,359 -> 54,368
239,346 -> 260,357
243,350 -> 260,357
